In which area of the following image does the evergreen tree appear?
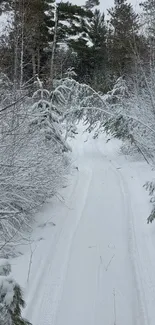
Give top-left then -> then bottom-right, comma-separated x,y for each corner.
56,1 -> 93,83
0,0 -> 107,87
107,0 -> 139,77
56,1 -> 107,88
140,0 -> 155,67
88,9 -> 108,90
85,0 -> 100,10
0,259 -> 32,325
0,0 -> 55,83
70,8 -> 107,88
57,1 -> 93,43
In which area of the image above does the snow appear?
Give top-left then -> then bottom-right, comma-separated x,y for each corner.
10,124 -> 155,325
0,276 -> 14,306
0,12 -> 12,37
0,259 -> 11,276
0,13 -> 7,33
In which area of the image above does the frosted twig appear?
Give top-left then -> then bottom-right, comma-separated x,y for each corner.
113,288 -> 117,325
105,254 -> 115,271
27,241 -> 37,283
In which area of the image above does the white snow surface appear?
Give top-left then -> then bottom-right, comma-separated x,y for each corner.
0,276 -> 15,306
0,259 -> 11,276
0,12 -> 12,36
11,124 -> 155,325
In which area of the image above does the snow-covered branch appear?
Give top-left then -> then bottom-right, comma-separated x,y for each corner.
0,259 -> 31,325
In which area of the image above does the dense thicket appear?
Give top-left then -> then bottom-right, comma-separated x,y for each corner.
0,0 -> 148,90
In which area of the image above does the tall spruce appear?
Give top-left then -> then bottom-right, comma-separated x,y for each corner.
88,9 -> 108,90
56,1 -> 93,83
107,0 -> 139,77
56,0 -> 107,88
140,0 -> 155,67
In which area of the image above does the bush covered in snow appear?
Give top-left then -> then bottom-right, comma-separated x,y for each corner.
0,259 -> 31,325
1,70 -> 155,250
55,76 -> 155,166
0,75 -> 71,257
52,76 -> 155,223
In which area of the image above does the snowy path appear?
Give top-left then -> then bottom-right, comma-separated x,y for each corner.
55,148 -> 140,325
52,135 -> 142,325
12,128 -> 155,325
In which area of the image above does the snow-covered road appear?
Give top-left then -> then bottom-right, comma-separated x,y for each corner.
54,138 -> 140,325
12,126 -> 155,325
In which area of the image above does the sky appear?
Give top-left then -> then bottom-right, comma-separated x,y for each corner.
61,0 -> 142,14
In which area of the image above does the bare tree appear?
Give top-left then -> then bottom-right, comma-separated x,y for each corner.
50,1 -> 58,88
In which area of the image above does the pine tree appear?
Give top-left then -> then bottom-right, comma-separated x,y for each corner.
88,9 -> 108,90
56,1 -> 107,87
140,0 -> 155,68
0,259 -> 32,325
85,0 -> 100,10
107,0 -> 139,77
57,1 -> 93,43
0,0 -> 56,83
56,1 -> 93,83
72,9 -> 107,88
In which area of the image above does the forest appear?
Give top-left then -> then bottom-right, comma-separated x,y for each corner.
1,0 -> 155,324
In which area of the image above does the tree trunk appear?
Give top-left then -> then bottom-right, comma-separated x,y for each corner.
37,47 -> 40,77
32,50 -> 36,78
20,12 -> 24,88
13,0 -> 19,89
50,4 -> 58,89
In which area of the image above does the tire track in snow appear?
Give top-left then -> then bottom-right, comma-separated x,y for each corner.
93,245 -> 103,325
120,170 -> 155,325
117,170 -> 149,325
91,141 -> 134,324
96,140 -> 150,325
24,170 -> 80,320
59,137 -> 137,325
25,167 -> 93,325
